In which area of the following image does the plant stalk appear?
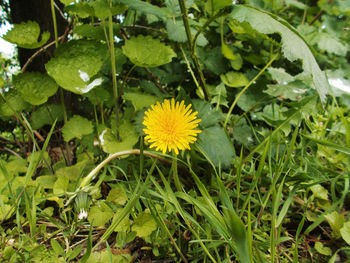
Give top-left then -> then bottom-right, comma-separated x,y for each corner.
108,0 -> 120,131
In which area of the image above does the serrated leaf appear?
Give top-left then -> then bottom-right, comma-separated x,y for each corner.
197,125 -> 235,168
166,19 -> 187,43
100,120 -> 138,154
45,40 -> 107,94
107,185 -> 127,205
230,5 -> 329,102
122,35 -> 176,68
314,242 -> 332,256
88,201 -> 114,227
220,71 -> 249,87
123,92 -> 158,111
3,21 -> 50,49
31,104 -> 63,130
340,221 -> 350,245
62,115 -> 93,142
325,211 -> 345,239
13,72 -> 58,105
131,212 -> 157,238
0,89 -> 30,117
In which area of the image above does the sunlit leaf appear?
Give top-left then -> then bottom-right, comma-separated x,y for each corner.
122,35 -> 176,68
100,120 -> 138,154
46,40 -> 107,94
3,21 -> 50,49
62,115 -> 94,142
131,211 -> 157,238
13,72 -> 58,105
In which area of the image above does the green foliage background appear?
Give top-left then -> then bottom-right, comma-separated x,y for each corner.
0,0 -> 350,262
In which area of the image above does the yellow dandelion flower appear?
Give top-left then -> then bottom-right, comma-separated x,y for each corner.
143,98 -> 201,154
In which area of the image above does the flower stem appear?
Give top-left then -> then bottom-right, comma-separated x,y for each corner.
172,152 -> 182,192
108,0 -> 119,133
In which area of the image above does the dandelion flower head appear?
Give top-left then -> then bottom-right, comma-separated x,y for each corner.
143,98 -> 201,154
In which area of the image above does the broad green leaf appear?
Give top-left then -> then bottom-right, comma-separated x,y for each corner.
31,104 -> 63,130
3,21 -> 50,49
205,0 -> 232,14
310,184 -> 328,200
193,99 -> 222,128
268,67 -> 295,83
84,86 -> 113,107
314,242 -> 332,256
0,89 -> 30,117
122,35 -> 176,68
197,125 -> 235,168
89,0 -> 127,19
230,53 -> 243,70
61,115 -> 93,142
131,212 -> 157,238
73,24 -> 108,41
232,117 -> 254,147
59,0 -> 74,5
56,160 -> 88,181
325,211 -> 345,239
340,221 -> 350,245
53,175 -> 69,195
166,19 -> 187,43
88,201 -> 114,227
106,185 -> 127,205
117,0 -> 169,20
222,42 -> 237,60
123,92 -> 158,111
65,3 -> 94,18
265,83 -> 308,100
198,46 -> 228,75
86,251 -> 131,263
45,40 -> 107,94
100,120 -> 138,154
318,33 -> 348,56
285,0 -> 307,9
230,5 -> 329,102
220,71 -> 249,87
13,72 -> 58,105
36,175 -> 57,189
